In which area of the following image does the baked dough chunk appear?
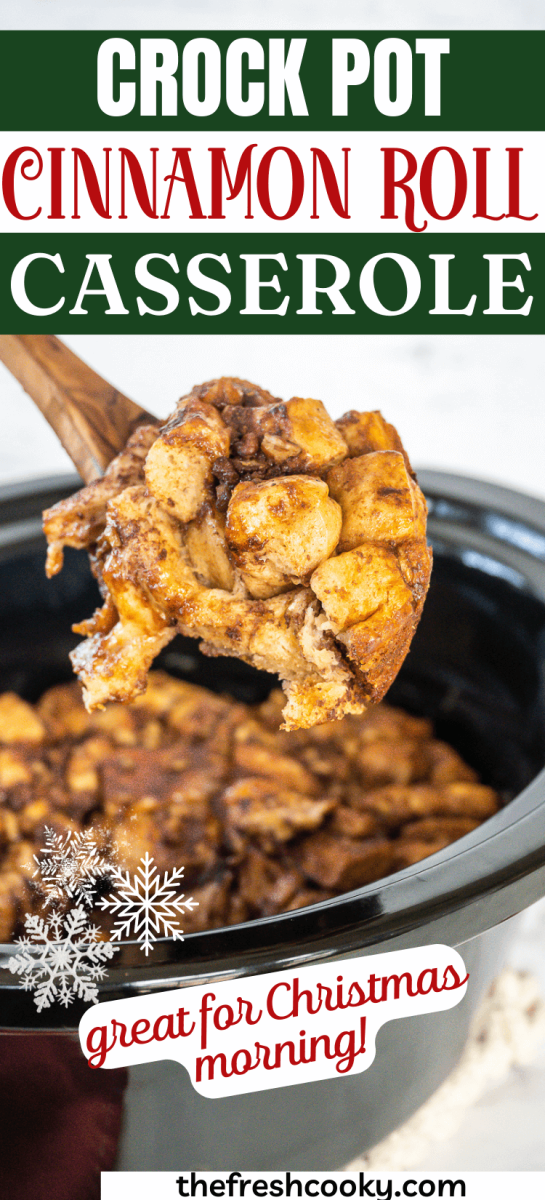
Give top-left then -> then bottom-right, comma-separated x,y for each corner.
0,675 -> 500,939
43,377 -> 432,729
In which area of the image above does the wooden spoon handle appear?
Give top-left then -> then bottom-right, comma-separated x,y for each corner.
0,334 -> 156,483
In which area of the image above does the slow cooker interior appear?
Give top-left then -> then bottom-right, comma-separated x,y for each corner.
2,476 -> 545,1032
0,539 -> 544,801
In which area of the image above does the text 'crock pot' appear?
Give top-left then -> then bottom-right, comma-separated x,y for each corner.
0,469 -> 544,1169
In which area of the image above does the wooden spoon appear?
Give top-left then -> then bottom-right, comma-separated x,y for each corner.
0,334 -> 156,484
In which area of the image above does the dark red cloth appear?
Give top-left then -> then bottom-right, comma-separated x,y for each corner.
0,1034 -> 127,1200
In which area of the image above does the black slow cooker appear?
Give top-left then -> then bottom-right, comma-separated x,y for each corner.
0,469 -> 544,1169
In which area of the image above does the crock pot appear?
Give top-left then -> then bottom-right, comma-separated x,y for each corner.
0,469 -> 544,1169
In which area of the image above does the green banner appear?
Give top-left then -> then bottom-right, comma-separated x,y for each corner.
1,233 -> 541,333
0,31 -> 542,132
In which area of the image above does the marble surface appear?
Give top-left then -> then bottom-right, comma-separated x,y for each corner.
1,0 -> 544,1176
417,899 -> 545,1170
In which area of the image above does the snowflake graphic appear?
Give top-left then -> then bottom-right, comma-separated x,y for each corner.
8,906 -> 118,1011
33,826 -> 114,909
98,853 -> 199,956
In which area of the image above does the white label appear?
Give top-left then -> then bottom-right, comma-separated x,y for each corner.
100,1172 -> 545,1200
79,943 -> 468,1098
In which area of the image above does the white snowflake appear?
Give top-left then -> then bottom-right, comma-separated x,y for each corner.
8,906 -> 117,1012
98,853 -> 199,956
33,826 -> 114,909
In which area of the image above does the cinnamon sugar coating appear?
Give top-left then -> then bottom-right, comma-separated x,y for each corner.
42,378 -> 432,730
0,674 -> 499,940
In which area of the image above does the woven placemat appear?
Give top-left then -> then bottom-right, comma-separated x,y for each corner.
346,969 -> 545,1171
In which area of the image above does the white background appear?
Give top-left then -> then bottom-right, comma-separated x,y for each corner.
102,1173 -> 545,1200
1,132 -> 542,233
1,334 -> 543,511
0,0 -> 543,1176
